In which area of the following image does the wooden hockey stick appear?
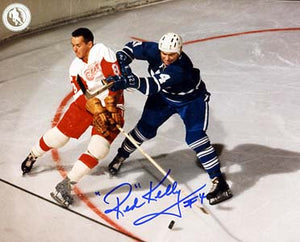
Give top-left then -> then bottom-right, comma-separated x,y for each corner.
116,124 -> 208,214
76,75 -> 113,99
76,75 -> 208,214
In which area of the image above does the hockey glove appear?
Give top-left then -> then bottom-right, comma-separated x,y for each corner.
106,73 -> 140,92
121,65 -> 133,76
116,50 -> 132,67
104,95 -> 124,130
85,97 -> 110,137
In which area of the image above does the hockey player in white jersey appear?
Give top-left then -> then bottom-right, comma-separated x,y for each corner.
106,33 -> 232,205
21,28 -> 124,207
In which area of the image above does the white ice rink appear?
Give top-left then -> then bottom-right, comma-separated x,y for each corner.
1,0 -> 300,241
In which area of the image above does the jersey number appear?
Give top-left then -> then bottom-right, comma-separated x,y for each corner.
158,74 -> 170,84
112,63 -> 120,76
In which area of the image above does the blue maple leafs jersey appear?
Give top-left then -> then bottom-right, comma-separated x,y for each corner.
122,41 -> 209,104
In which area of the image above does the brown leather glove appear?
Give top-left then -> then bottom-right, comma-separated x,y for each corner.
85,97 -> 110,136
104,95 -> 124,130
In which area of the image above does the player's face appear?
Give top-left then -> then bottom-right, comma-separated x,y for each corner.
71,36 -> 92,62
160,51 -> 180,66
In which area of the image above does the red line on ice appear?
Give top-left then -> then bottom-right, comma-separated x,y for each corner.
131,27 -> 300,44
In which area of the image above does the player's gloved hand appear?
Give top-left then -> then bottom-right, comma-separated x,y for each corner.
104,95 -> 124,130
116,50 -> 133,76
121,65 -> 133,76
106,73 -> 140,91
93,113 -> 110,137
116,50 -> 132,66
85,97 -> 110,136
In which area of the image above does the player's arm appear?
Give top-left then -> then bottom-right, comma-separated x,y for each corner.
109,41 -> 189,95
99,46 -> 125,125
91,44 -> 125,127
116,41 -> 158,74
122,41 -> 158,61
69,58 -> 87,96
79,43 -> 121,95
105,70 -> 161,96
106,65 -> 185,96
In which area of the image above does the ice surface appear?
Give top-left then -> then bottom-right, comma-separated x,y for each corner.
1,0 -> 300,241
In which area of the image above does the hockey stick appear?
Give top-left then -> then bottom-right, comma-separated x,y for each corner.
77,76 -> 242,236
76,75 -> 113,99
116,124 -> 208,214
116,127 -> 245,239
76,76 -> 208,214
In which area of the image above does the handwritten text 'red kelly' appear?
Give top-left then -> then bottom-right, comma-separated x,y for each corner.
94,169 -> 206,226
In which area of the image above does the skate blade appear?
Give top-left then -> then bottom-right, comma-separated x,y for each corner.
108,168 -> 118,176
209,190 -> 233,205
108,162 -> 123,176
50,192 -> 70,208
22,170 -> 31,176
22,168 -> 30,176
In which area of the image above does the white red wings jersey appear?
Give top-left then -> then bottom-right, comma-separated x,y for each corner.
69,43 -> 122,108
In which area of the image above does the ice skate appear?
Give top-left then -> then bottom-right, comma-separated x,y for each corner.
108,155 -> 126,176
206,175 -> 232,205
21,152 -> 37,175
50,177 -> 75,208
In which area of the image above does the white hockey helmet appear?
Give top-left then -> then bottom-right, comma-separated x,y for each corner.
158,32 -> 182,55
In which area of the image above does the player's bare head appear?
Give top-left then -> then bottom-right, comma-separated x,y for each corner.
159,32 -> 182,66
71,27 -> 93,61
72,28 -> 94,44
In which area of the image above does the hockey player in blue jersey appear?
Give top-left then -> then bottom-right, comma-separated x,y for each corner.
106,33 -> 232,205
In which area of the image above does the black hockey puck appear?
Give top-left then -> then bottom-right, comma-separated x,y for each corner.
168,220 -> 175,229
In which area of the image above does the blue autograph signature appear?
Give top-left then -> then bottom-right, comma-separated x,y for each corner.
95,169 -> 206,226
